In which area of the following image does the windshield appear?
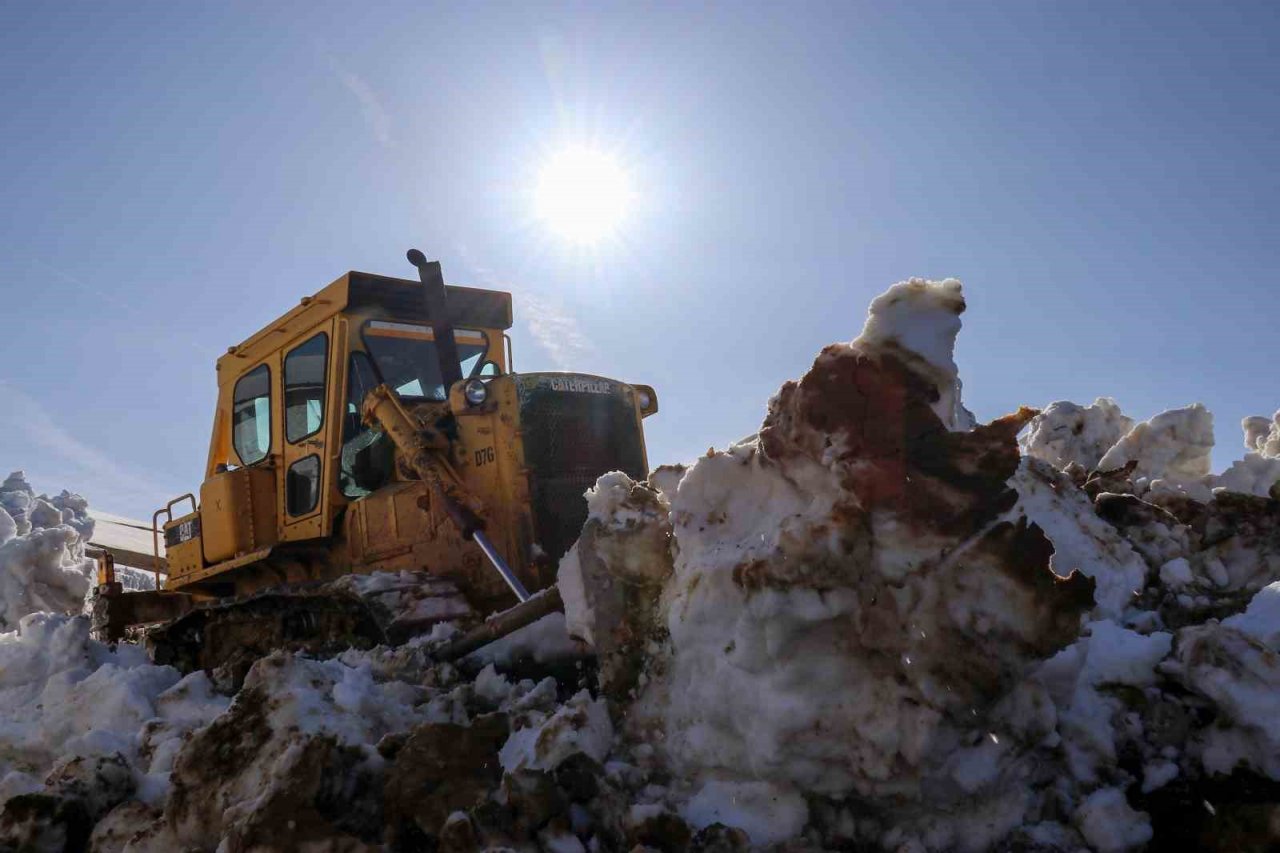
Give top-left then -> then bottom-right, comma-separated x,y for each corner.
363,320 -> 489,400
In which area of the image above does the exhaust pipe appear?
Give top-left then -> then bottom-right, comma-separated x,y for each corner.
406,249 -> 463,392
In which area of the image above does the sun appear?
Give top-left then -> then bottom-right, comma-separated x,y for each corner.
534,146 -> 634,245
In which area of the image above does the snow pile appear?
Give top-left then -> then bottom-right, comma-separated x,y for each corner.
0,472 -> 97,630
5,276 -> 1280,851
563,278 -> 1110,848
558,277 -> 1280,850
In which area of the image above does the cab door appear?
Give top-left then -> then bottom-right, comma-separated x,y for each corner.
278,319 -> 336,541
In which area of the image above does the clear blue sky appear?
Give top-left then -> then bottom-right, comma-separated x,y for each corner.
1,1 -> 1278,519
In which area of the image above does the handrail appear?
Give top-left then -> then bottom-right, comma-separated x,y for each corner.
152,493 -> 197,592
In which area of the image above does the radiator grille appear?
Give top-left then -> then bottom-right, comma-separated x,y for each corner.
518,374 -> 647,563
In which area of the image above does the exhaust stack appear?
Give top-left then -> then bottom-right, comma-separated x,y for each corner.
406,248 -> 463,392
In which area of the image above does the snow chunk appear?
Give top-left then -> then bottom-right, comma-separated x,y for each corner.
1176,623 -> 1280,779
1097,403 -> 1214,484
853,277 -> 973,429
1214,452 -> 1280,499
681,778 -> 808,845
1078,620 -> 1172,687
1074,787 -> 1153,852
1141,760 -> 1179,793
1224,582 -> 1280,650
499,690 -> 613,773
1159,557 -> 1194,589
1022,398 -> 1134,472
1243,411 -> 1280,458
1206,411 -> 1280,497
1038,621 -> 1171,783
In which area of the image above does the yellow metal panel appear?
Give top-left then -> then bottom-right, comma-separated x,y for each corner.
451,375 -> 541,589
162,511 -> 203,584
169,547 -> 274,589
199,467 -> 278,563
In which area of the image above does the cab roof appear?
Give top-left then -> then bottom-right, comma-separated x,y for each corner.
218,270 -> 513,377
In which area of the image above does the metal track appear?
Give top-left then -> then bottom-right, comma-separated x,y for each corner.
146,588 -> 387,686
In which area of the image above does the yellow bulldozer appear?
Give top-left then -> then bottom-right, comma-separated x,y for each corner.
92,250 -> 656,676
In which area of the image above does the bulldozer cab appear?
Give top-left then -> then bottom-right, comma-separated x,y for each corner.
156,263 -> 656,608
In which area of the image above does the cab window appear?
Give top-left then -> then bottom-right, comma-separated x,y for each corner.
284,333 -> 328,443
340,351 -> 392,499
287,455 -> 321,516
232,364 -> 271,466
362,321 -> 488,400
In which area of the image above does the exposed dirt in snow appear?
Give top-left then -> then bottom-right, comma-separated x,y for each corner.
4,277 -> 1280,851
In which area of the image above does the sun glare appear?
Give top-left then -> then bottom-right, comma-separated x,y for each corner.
534,146 -> 634,245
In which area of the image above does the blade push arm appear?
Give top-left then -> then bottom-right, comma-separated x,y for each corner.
360,384 -> 531,602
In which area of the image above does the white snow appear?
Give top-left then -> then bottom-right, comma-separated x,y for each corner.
1097,403 -> 1215,487
1021,397 -> 1134,472
0,472 -> 97,630
1037,621 -> 1172,784
1223,582 -> 1280,650
0,613 -> 228,807
1074,786 -> 1153,852
1242,411 -> 1280,458
1158,557 -> 1194,589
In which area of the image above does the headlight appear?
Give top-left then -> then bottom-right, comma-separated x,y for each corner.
463,378 -> 488,406
636,390 -> 652,410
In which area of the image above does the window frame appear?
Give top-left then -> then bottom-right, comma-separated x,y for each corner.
283,331 -> 330,445
359,320 -> 491,401
343,350 -> 380,441
231,363 -> 273,467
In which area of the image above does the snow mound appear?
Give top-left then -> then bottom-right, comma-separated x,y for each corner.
0,472 -> 97,631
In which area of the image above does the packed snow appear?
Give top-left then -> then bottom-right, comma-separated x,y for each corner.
3,276 -> 1280,850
